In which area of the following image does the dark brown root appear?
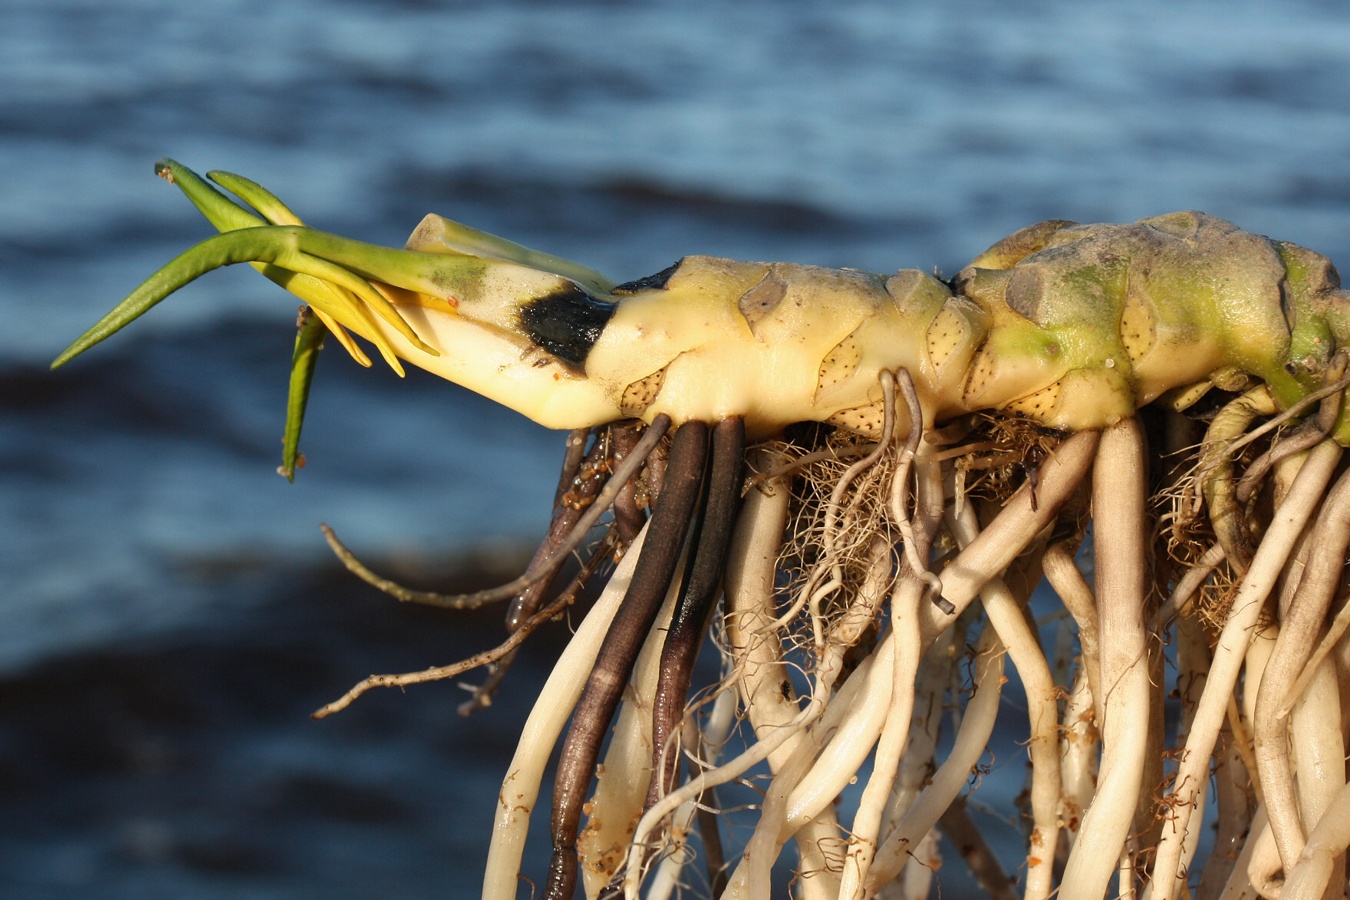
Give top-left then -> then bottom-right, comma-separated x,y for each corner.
649,417 -> 746,807
544,420 -> 711,900
506,423 -> 624,632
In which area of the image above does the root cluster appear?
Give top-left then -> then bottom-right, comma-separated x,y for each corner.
324,374 -> 1350,900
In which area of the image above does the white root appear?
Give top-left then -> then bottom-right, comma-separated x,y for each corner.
866,628 -> 1007,891
919,430 -> 1100,642
769,539 -> 900,855
1062,420 -> 1153,900
1287,586 -> 1350,718
1280,476 -> 1350,894
716,447 -> 841,900
779,639 -> 892,831
1185,613 -> 1252,900
1245,809 -> 1286,900
624,436 -> 897,899
1243,626 -> 1278,747
1199,724 -> 1255,900
1154,541 -> 1225,627
876,829 -> 941,900
1213,803 -> 1270,900
886,460 -> 951,838
1289,661 -> 1347,889
839,449 -> 943,899
643,797 -> 699,900
888,371 -> 943,602
722,448 -> 801,769
731,627 -> 909,894
1146,439 -> 1344,900
1043,540 -> 1101,721
482,527 -> 648,900
715,636 -> 889,898
1059,661 -> 1099,855
1119,842 -> 1140,900
836,575 -> 923,899
1254,468 -> 1350,873
623,695 -> 833,898
1280,780 -> 1350,900
883,627 -> 959,847
996,588 -> 1061,900
647,712 -> 737,900
945,500 -> 1061,900
716,388 -> 919,899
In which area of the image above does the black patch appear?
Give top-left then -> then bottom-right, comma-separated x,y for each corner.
610,260 -> 682,295
517,284 -> 617,369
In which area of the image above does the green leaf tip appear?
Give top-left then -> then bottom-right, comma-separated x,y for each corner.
207,170 -> 304,226
280,310 -> 327,481
52,226 -> 306,369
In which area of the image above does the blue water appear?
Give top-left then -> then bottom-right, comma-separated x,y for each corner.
4,0 -> 1350,896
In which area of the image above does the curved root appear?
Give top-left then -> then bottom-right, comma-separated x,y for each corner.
313,376 -> 1350,900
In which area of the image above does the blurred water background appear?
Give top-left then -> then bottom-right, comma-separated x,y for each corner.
4,0 -> 1350,896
